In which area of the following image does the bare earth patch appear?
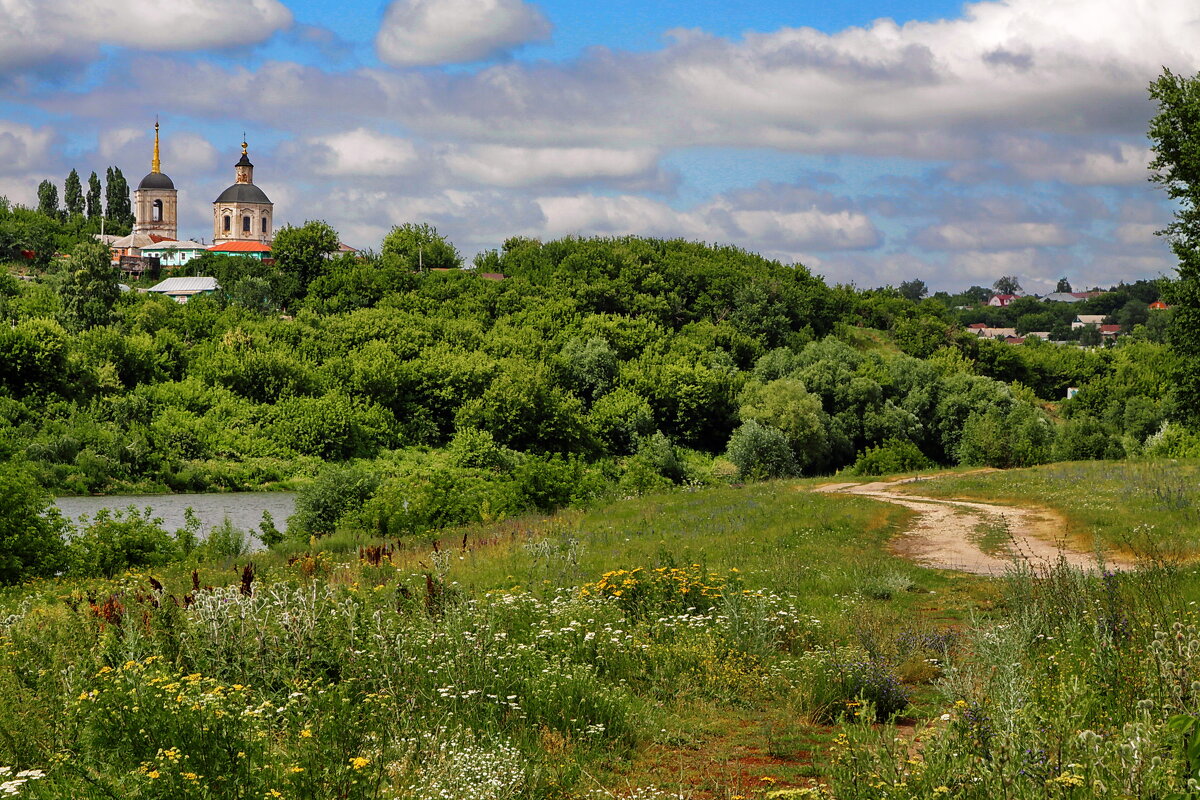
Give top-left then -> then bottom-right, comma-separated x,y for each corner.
815,478 -> 1134,576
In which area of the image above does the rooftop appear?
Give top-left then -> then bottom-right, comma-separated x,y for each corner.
208,241 -> 272,253
148,277 -> 220,294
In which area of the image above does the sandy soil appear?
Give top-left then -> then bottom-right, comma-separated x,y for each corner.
815,478 -> 1134,576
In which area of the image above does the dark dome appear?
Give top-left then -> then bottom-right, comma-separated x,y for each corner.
137,171 -> 175,190
214,183 -> 271,204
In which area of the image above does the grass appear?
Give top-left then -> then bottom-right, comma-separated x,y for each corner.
6,464 -> 1200,798
0,478 -> 978,799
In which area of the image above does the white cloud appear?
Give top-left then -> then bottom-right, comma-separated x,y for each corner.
163,132 -> 219,174
444,145 -> 660,186
533,191 -> 880,255
1114,222 -> 1161,245
917,221 -> 1075,250
0,122 -> 54,174
0,0 -> 292,68
376,0 -> 551,66
301,129 -> 420,177
98,128 -> 143,161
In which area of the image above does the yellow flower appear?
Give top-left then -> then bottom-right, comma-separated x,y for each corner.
349,756 -> 370,769
147,770 -> 160,779
289,766 -> 304,773
299,729 -> 313,738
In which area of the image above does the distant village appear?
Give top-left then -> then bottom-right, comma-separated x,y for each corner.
965,289 -> 1169,346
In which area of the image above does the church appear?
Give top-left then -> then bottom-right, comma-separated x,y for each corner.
129,122 -> 275,247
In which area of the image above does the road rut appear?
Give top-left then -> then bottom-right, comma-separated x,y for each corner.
815,478 -> 1133,576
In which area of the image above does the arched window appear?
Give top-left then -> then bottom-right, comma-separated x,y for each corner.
243,216 -> 251,233
223,215 -> 231,232
261,217 -> 267,233
152,199 -> 163,222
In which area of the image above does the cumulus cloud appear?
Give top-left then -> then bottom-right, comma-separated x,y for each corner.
443,145 -> 662,187
376,0 -> 552,66
916,221 -> 1075,250
0,121 -> 54,174
0,0 -> 292,68
533,187 -> 880,256
297,129 -> 421,177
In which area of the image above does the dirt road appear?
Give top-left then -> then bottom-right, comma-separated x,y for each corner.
815,478 -> 1133,576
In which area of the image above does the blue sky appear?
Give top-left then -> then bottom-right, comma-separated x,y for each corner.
0,0 -> 1196,291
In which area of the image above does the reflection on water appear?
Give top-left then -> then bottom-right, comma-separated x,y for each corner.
53,493 -> 297,548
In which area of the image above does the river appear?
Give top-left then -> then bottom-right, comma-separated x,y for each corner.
53,492 -> 296,548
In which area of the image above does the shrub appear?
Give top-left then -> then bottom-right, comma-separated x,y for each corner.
69,506 -> 180,578
0,461 -> 68,584
288,463 -> 382,538
849,438 -> 933,476
725,420 -> 798,480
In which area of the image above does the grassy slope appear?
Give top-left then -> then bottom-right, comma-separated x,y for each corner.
2,479 -> 992,798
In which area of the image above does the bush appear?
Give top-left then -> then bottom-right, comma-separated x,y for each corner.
288,464 -> 382,538
725,420 -> 798,480
69,506 -> 180,578
849,438 -> 933,476
0,461 -> 68,584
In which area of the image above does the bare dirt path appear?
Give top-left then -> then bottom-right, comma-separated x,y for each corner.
815,478 -> 1134,576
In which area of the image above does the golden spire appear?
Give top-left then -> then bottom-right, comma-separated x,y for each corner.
151,119 -> 161,174
242,134 -> 248,156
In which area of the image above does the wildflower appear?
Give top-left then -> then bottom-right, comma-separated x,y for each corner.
349,757 -> 369,769
147,770 -> 160,779
299,729 -> 313,739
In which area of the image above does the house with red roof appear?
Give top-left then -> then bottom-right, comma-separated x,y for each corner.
208,240 -> 272,261
987,294 -> 1018,307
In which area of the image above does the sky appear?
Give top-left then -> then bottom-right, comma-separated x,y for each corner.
1,0 -> 1198,292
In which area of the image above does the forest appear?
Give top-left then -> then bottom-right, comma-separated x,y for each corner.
0,187 -> 1189,583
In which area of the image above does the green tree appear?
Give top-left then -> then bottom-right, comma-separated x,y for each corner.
0,462 -> 68,584
36,179 -> 59,219
1056,277 -> 1073,293
62,239 -> 122,329
725,419 -> 798,479
737,378 -> 828,471
1149,68 -> 1200,421
104,166 -> 133,227
992,275 -> 1022,295
898,278 -> 928,301
64,169 -> 84,217
86,171 -> 102,219
381,222 -> 462,271
273,219 -> 340,300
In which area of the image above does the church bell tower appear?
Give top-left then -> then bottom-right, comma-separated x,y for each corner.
133,120 -> 178,240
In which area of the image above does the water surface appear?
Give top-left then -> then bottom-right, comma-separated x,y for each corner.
54,492 -> 296,547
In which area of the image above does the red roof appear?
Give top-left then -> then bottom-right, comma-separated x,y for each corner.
1004,336 -> 1025,344
967,322 -> 988,329
1099,324 -> 1121,333
1149,301 -> 1169,310
479,272 -> 506,281
208,241 -> 272,253
149,234 -> 174,244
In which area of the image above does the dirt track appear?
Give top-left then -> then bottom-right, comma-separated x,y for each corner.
815,478 -> 1133,576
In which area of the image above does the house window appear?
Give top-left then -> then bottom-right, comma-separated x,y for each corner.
223,215 -> 231,232
261,217 -> 267,233
152,199 -> 163,222
242,216 -> 251,233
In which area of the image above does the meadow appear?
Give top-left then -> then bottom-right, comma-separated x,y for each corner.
2,465 -> 1200,798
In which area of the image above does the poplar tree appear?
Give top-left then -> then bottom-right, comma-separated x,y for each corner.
36,179 -> 59,219
86,171 -> 101,219
104,167 -> 133,228
64,169 -> 84,217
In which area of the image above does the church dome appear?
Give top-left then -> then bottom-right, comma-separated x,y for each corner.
138,171 -> 175,190
214,183 -> 271,204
